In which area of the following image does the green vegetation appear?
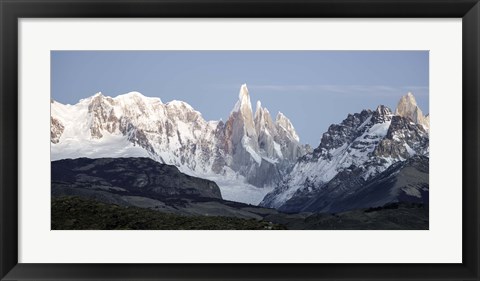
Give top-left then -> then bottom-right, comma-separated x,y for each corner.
52,196 -> 427,230
51,196 -> 286,230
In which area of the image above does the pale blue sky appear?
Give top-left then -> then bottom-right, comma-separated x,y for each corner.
51,51 -> 429,147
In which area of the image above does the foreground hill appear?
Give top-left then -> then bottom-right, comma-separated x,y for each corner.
52,196 -> 285,230
52,157 -> 277,220
52,157 -> 222,200
52,196 -> 427,230
51,157 -> 428,230
264,202 -> 428,230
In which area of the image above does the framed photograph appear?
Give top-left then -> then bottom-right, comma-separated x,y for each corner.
1,0 -> 479,280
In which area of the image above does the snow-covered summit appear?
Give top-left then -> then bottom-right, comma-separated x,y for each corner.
166,100 -> 196,111
261,93 -> 429,210
115,91 -> 144,99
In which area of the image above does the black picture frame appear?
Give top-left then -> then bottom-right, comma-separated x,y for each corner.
1,0 -> 479,280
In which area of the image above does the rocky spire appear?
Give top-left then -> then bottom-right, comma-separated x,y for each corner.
232,84 -> 251,113
395,92 -> 429,131
254,100 -> 264,128
395,92 -> 418,118
276,112 -> 300,142
254,101 -> 276,136
376,105 -> 393,116
231,84 -> 257,139
254,101 -> 278,158
372,105 -> 393,123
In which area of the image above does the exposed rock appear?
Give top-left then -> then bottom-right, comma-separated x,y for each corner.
261,92 -> 429,211
52,157 -> 222,199
276,112 -> 300,142
50,116 -> 64,144
395,92 -> 429,131
280,155 -> 428,213
223,85 -> 306,186
374,115 -> 429,159
254,101 -> 278,158
51,85 -> 307,190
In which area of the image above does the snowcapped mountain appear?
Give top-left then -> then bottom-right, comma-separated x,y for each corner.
51,86 -> 428,211
279,155 -> 429,214
51,84 -> 306,204
260,92 -> 429,211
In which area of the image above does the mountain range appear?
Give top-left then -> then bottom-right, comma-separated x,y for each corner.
51,84 -> 429,213
51,84 -> 307,204
261,92 -> 429,211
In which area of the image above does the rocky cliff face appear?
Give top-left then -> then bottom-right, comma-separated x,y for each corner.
51,84 -> 306,192
254,103 -> 305,165
395,92 -> 429,132
278,155 -> 429,213
254,101 -> 278,159
51,157 -> 288,221
52,157 -> 222,199
50,116 -> 64,144
222,85 -> 307,186
261,93 -> 429,211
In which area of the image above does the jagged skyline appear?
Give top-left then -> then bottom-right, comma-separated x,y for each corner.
51,51 -> 429,146
51,86 -> 429,207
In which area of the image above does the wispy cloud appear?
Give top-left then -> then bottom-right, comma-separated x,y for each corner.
209,83 -> 429,99
246,84 -> 429,97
